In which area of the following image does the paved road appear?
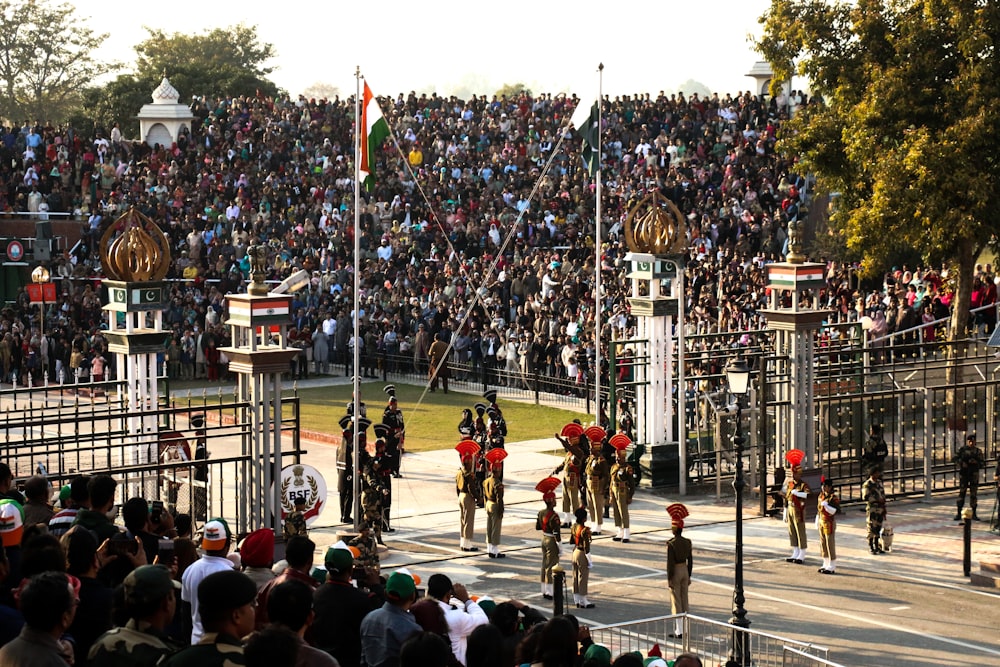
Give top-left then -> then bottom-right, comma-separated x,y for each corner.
297,433 -> 1000,667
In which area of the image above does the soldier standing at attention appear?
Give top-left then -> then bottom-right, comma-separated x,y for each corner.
348,522 -> 380,590
666,503 -> 692,639
456,439 -> 482,552
783,448 -> 810,564
609,434 -> 636,543
570,507 -> 594,609
535,477 -> 562,600
861,423 -> 889,475
382,385 -> 405,478
483,449 -> 507,559
953,434 -> 986,521
817,477 -> 841,574
371,425 -> 395,534
336,415 -> 361,524
553,423 -> 586,526
863,468 -> 887,554
583,426 -> 609,535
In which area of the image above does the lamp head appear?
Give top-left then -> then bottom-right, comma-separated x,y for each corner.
725,357 -> 751,397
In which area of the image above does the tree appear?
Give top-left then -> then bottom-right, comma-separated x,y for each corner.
301,82 -> 341,102
495,83 -> 532,100
0,0 -> 114,122
132,24 -> 279,102
756,0 -> 1000,343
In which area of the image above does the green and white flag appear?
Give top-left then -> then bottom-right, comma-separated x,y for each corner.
570,98 -> 600,176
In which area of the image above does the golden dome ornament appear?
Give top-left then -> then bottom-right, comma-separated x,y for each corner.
99,207 -> 172,282
623,190 -> 687,255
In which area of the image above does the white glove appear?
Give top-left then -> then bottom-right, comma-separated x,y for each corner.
782,507 -> 788,523
586,554 -> 593,568
821,501 -> 838,515
792,490 -> 808,499
557,542 -> 564,557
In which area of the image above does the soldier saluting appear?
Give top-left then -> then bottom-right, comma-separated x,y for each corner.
552,422 -> 586,527
953,433 -> 986,521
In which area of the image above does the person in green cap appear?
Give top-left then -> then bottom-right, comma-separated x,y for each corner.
310,541 -> 379,665
88,564 -> 184,666
360,570 -> 421,667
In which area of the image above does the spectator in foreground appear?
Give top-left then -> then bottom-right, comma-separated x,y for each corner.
400,631 -> 453,667
264,578 -> 338,666
0,571 -> 78,666
245,625 -> 301,667
180,517 -> 234,644
163,569 -> 257,666
88,564 -> 184,666
310,541 -> 379,665
360,571 -> 421,667
239,528 -> 276,590
427,573 -> 488,665
255,534 -> 316,629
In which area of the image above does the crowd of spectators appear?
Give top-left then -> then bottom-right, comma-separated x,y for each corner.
0,85 -> 989,403
0,466 -> 704,666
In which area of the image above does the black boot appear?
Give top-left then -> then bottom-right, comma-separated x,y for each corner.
954,503 -> 963,521
869,538 -> 878,555
972,508 -> 981,521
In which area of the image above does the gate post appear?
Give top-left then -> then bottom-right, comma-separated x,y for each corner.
220,265 -> 300,537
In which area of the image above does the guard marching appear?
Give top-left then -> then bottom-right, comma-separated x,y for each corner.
570,507 -> 594,609
382,385 -> 405,478
456,439 -> 482,552
483,448 -> 507,559
535,476 -> 562,599
583,426 -> 609,535
553,422 -> 586,527
608,433 -> 636,543
665,503 -> 692,639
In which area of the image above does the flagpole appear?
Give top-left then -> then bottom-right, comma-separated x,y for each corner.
352,66 -> 362,533
594,63 -> 603,428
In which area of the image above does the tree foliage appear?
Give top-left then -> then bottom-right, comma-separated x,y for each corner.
756,0 -> 1000,340
133,24 -> 279,102
0,0 -> 114,122
495,83 -> 532,100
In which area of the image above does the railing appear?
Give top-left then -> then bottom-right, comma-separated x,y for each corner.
589,614 -> 841,667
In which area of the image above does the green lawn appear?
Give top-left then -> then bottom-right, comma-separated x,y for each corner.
168,380 -> 584,452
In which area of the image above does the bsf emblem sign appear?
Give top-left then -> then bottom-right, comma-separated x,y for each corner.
273,464 -> 327,525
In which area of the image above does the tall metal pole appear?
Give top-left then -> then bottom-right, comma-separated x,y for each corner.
594,62 -> 604,427
352,66 -> 362,533
730,398 -> 751,666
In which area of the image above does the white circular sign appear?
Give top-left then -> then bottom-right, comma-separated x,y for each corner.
273,463 -> 328,526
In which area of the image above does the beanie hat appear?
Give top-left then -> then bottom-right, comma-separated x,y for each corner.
324,540 -> 356,574
583,644 -> 612,666
385,571 -> 416,600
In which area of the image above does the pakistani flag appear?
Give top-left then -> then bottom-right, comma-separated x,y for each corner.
570,99 -> 600,176
360,81 -> 390,192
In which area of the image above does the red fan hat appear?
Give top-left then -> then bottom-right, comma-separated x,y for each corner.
485,448 -> 507,468
785,448 -> 805,470
456,439 -> 481,462
666,503 -> 689,529
560,422 -> 584,440
584,425 -> 606,446
535,476 -> 561,502
609,433 -> 631,451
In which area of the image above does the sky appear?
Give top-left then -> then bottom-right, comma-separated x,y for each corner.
78,0 -> 777,100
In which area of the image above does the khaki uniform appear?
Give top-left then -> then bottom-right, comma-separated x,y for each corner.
818,488 -> 841,561
585,454 -> 609,529
609,460 -> 636,531
571,523 -> 592,596
667,534 -> 693,617
784,477 -> 810,550
483,473 -> 504,551
537,507 -> 561,584
457,468 -> 480,548
561,452 -> 582,517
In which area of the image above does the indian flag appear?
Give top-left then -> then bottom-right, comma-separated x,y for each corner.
360,81 -> 390,192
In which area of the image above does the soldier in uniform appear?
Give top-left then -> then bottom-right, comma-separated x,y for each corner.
583,426 -> 609,535
283,496 -> 308,539
382,385 -> 405,478
783,448 -> 810,564
665,503 -> 692,639
348,521 -> 381,589
428,332 -> 450,393
535,476 -> 562,600
456,439 -> 482,552
570,507 -> 594,609
553,423 -> 587,527
483,448 -> 508,559
861,423 -> 889,475
372,424 -> 395,534
609,434 -> 636,543
483,389 -> 507,438
336,415 -> 357,524
953,433 -> 986,520
863,467 -> 887,554
486,407 -> 506,451
817,477 -> 841,574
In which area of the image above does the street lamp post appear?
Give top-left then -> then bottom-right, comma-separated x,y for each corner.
725,356 -> 751,667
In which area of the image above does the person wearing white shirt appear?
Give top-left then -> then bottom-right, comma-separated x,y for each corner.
377,238 -> 393,261
181,518 -> 236,644
427,575 -> 487,666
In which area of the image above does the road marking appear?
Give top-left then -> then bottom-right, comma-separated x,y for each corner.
694,578 -> 1000,658
889,605 -> 910,611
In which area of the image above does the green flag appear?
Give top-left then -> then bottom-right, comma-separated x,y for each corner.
570,99 -> 600,176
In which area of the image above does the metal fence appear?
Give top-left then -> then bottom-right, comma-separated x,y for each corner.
590,614 -> 842,667
0,377 -> 302,534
